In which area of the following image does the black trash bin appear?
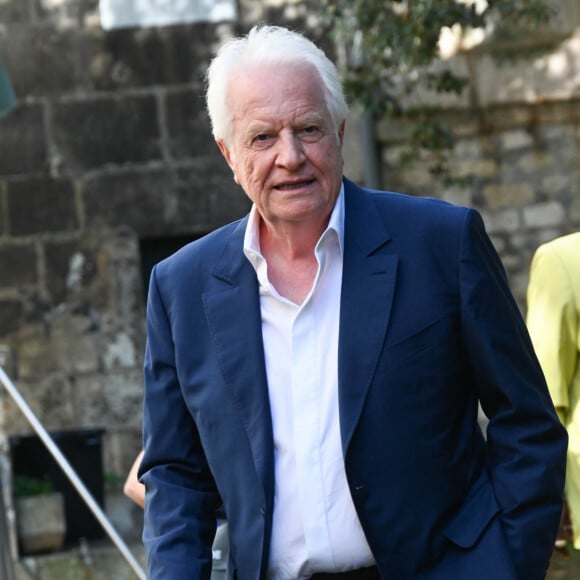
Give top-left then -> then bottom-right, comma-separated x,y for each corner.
10,428 -> 106,545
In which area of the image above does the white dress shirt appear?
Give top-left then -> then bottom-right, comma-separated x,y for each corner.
243,186 -> 375,579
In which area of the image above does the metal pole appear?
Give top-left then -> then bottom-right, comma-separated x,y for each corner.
0,365 -> 146,580
0,480 -> 15,580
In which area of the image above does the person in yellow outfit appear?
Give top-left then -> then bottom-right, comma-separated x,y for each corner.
527,232 -> 580,548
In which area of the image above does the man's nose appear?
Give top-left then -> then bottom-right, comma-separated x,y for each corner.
275,133 -> 305,169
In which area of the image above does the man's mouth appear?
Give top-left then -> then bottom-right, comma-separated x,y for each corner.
274,179 -> 315,191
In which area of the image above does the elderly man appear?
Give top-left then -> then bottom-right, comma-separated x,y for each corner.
140,25 -> 566,580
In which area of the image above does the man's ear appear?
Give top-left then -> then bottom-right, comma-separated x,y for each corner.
338,120 -> 346,146
217,139 -> 234,169
216,139 -> 239,183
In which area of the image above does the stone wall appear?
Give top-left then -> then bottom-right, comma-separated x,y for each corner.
380,98 -> 580,308
0,0 -> 579,490
0,0 -> 323,479
377,10 -> 580,308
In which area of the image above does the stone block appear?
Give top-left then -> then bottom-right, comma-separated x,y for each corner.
71,370 -> 143,429
571,194 -> 580,222
0,104 -> 48,176
22,542 -> 146,580
542,173 -> 572,197
0,0 -> 30,24
83,169 -> 173,236
7,178 -> 78,236
5,374 -> 77,431
0,243 -> 37,288
482,182 -> 535,210
173,164 -> 251,231
165,88 -> 216,161
13,324 -> 63,379
102,427 -> 142,481
34,0 -> 95,28
51,95 -> 161,173
83,163 -> 248,237
87,23 -> 221,90
43,240 -> 82,305
0,24 -> 79,98
451,158 -> 497,179
518,151 -> 553,173
105,487 -> 143,543
523,201 -> 566,228
102,331 -> 138,370
481,208 -> 521,234
500,129 -> 534,153
0,299 -> 24,336
47,312 -> 101,374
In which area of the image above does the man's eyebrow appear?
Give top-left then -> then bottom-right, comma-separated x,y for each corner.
297,112 -> 325,125
244,122 -> 273,136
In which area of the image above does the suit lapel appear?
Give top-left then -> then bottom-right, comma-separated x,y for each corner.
201,181 -> 398,500
202,218 -> 274,507
339,180 -> 398,454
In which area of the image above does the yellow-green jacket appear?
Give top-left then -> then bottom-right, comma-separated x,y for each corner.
527,232 -> 580,546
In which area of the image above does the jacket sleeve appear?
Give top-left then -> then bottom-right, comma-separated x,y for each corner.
526,243 -> 577,424
459,209 -> 567,580
140,264 -> 221,580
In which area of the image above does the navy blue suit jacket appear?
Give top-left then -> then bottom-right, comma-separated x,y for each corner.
141,178 -> 566,579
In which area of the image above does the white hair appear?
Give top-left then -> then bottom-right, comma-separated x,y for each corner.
205,25 -> 349,144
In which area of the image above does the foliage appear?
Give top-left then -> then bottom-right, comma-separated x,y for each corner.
104,471 -> 124,486
12,474 -> 53,497
322,0 -> 555,182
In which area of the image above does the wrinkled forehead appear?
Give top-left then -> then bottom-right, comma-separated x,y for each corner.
227,61 -> 328,115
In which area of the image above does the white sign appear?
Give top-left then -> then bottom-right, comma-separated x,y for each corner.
99,0 -> 237,30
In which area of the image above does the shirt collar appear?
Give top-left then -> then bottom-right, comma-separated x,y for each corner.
243,182 -> 345,263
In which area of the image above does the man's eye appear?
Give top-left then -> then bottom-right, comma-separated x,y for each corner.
252,133 -> 274,145
299,126 -> 322,141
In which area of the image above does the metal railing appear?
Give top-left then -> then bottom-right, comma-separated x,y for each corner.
0,364 -> 146,580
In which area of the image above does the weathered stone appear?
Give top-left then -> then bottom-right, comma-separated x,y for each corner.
7,178 -> 78,236
172,164 -> 251,231
518,151 -> 554,173
18,541 -> 146,580
0,299 -> 24,337
570,193 -> 580,222
0,0 -> 31,23
87,23 -> 221,90
542,173 -> 573,197
16,492 -> 66,555
0,104 -> 48,176
47,311 -> 101,374
82,169 -> 173,236
0,243 -> 37,287
482,183 -> 535,210
71,369 -> 143,429
481,208 -> 521,234
43,240 -> 82,305
165,88 -> 217,161
452,158 -> 497,179
0,24 -> 80,97
500,129 -> 535,152
35,0 -> 90,28
51,96 -> 161,174
523,201 -> 566,228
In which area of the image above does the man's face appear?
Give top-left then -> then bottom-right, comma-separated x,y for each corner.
217,62 -> 345,230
